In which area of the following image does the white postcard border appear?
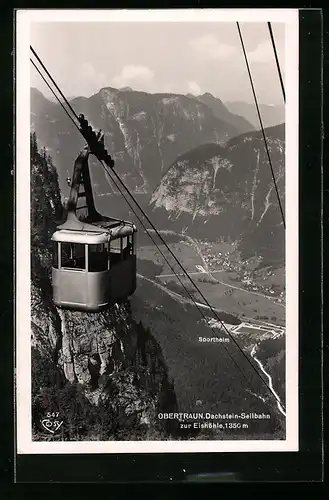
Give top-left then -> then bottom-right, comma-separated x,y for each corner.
16,8 -> 299,454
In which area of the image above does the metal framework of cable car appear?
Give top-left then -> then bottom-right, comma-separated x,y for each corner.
51,115 -> 137,312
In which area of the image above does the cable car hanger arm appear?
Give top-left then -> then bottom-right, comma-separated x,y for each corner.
78,114 -> 115,169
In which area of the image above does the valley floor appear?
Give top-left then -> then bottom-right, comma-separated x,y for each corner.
138,229 -> 286,327
131,228 -> 287,439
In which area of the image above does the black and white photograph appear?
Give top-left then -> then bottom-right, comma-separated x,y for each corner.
16,9 -> 299,453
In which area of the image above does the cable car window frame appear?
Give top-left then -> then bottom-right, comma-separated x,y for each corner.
110,240 -> 121,253
88,242 -> 109,272
121,236 -> 128,251
60,242 -> 87,272
122,234 -> 133,259
52,241 -> 59,269
109,238 -> 123,268
132,233 -> 136,256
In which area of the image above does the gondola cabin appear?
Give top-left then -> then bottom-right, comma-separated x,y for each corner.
51,224 -> 137,312
50,121 -> 138,312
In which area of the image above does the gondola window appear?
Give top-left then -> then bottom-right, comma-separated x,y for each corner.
61,242 -> 86,270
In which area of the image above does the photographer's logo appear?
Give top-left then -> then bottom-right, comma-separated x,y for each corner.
41,412 -> 63,434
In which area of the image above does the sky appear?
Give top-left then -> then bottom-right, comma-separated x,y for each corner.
30,21 -> 285,105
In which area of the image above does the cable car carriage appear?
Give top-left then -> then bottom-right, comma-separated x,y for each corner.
52,224 -> 136,312
51,123 -> 137,312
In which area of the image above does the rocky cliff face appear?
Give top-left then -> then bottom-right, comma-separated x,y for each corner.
30,87 -> 241,197
149,124 -> 285,267
31,279 -> 177,441
30,134 -> 177,441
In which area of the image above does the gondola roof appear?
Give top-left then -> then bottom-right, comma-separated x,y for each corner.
52,230 -> 110,244
52,223 -> 136,244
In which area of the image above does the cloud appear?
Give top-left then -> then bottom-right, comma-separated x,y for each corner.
248,40 -> 273,63
111,65 -> 154,91
77,62 -> 108,95
190,35 -> 237,61
80,62 -> 105,81
187,81 -> 201,95
47,62 -> 108,98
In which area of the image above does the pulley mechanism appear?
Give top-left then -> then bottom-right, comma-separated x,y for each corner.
78,114 -> 115,168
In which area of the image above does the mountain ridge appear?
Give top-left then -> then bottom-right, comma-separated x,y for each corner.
225,100 -> 285,129
31,86 -> 243,196
194,92 -> 255,135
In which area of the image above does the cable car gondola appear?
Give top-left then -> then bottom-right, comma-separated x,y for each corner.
51,124 -> 137,312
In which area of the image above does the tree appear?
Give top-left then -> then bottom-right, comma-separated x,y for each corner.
30,131 -> 38,157
30,132 -> 63,256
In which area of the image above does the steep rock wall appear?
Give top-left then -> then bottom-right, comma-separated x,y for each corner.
149,125 -> 285,267
30,135 -> 177,441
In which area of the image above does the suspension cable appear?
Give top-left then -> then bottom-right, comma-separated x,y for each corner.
30,47 -> 287,416
267,22 -> 286,103
30,58 -> 81,134
30,46 -> 80,124
236,22 -> 286,229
